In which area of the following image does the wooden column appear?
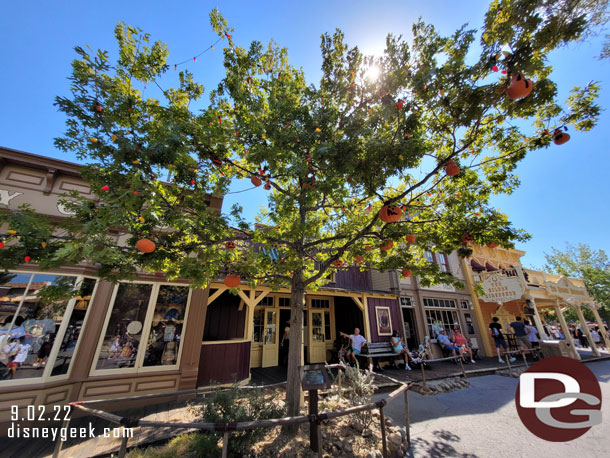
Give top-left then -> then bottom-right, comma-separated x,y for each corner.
575,305 -> 600,357
528,297 -> 548,341
460,258 -> 493,357
591,307 -> 610,349
553,301 -> 581,360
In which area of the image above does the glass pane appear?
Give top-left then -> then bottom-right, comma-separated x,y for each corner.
312,312 -> 324,342
253,309 -> 264,343
264,311 -> 276,344
96,283 -> 152,370
0,273 -> 77,381
51,278 -> 97,376
324,312 -> 331,340
143,286 -> 189,367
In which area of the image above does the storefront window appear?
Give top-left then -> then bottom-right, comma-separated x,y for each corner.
0,272 -> 94,382
425,309 -> 461,339
96,283 -> 153,370
253,309 -> 264,343
143,285 -> 189,367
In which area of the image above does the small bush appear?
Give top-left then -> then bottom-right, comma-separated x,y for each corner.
126,432 -> 219,458
328,363 -> 376,429
188,383 -> 285,457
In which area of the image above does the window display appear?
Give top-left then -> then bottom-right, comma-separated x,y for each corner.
0,272 -> 95,382
143,285 -> 188,367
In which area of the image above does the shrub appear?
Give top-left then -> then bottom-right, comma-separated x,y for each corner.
328,363 -> 376,429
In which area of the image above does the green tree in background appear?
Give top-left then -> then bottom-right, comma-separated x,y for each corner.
0,1 -> 607,426
545,243 -> 610,321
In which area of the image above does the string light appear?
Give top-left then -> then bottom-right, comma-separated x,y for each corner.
173,36 -> 224,70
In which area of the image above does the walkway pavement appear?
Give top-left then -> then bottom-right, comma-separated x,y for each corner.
378,358 -> 610,458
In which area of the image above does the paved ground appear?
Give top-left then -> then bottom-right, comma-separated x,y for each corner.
378,358 -> 610,458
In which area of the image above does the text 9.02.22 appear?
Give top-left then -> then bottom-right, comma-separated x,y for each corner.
11,405 -> 71,422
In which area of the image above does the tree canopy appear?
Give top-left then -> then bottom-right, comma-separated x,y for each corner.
0,0 -> 607,421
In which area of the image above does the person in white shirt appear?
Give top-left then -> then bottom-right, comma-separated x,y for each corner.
340,328 -> 367,365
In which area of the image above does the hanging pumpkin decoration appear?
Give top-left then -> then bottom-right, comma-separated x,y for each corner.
24,256 -> 31,263
507,73 -> 533,100
251,176 -> 262,187
211,157 -> 223,167
332,259 -> 343,267
401,268 -> 412,278
445,160 -> 460,177
380,240 -> 394,251
354,255 -> 364,264
405,234 -> 416,244
225,241 -> 236,249
0,241 -> 4,249
136,238 -> 156,253
553,128 -> 570,145
461,233 -> 475,244
301,176 -> 316,189
224,274 -> 241,288
264,182 -> 271,190
487,243 -> 499,249
378,205 -> 403,223
364,245 -> 372,252
101,185 -> 110,192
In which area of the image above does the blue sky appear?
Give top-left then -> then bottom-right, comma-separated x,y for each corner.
1,0 -> 608,269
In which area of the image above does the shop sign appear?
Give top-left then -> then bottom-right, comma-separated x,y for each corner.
481,273 -> 524,303
544,277 -> 589,303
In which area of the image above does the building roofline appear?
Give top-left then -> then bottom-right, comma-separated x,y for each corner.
0,146 -> 83,177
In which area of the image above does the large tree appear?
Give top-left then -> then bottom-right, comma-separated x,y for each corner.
545,243 -> 610,319
0,1 -> 606,424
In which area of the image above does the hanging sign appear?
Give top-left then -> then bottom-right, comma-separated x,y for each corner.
481,273 -> 524,303
544,277 -> 590,303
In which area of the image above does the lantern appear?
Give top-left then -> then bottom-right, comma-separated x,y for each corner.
136,238 -> 156,253
379,205 -> 403,223
225,241 -> 236,249
553,129 -> 570,145
405,234 -> 416,244
487,243 -> 499,249
251,176 -> 262,187
380,240 -> 394,251
224,274 -> 241,288
507,73 -> 533,100
445,160 -> 460,177
401,268 -> 412,278
461,233 -> 474,244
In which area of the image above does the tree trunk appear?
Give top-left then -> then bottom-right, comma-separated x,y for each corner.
284,269 -> 306,434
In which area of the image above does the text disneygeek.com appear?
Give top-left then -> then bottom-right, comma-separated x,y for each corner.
8,423 -> 134,441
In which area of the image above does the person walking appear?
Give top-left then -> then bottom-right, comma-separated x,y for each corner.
489,317 -> 516,364
390,330 -> 412,370
592,327 -> 604,350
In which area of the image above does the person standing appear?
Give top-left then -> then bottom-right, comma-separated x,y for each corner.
524,320 -> 540,360
510,316 -> 532,351
592,327 -> 604,350
489,317 -> 516,364
339,328 -> 367,365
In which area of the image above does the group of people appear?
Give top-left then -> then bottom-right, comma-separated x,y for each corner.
488,316 -> 540,363
567,324 -> 607,349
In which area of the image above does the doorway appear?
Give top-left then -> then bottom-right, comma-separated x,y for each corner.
401,307 -> 418,350
334,296 -> 365,340
278,309 -> 291,366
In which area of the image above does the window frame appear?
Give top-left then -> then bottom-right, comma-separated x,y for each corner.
0,271 -> 98,387
90,280 -> 192,376
438,253 -> 450,272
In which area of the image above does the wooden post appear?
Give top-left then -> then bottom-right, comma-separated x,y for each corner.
458,357 -> 465,378
420,362 -> 427,388
379,406 -> 388,458
221,431 -> 229,458
505,355 -> 513,377
592,307 -> 610,349
309,389 -> 321,454
575,305 -> 600,357
118,430 -> 129,458
52,416 -> 72,458
403,389 -> 411,446
553,301 -> 580,360
521,350 -> 529,368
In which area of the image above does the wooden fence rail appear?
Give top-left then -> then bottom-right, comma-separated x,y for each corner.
54,364 -> 411,458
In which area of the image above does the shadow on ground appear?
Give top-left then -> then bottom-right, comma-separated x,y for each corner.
407,429 -> 478,458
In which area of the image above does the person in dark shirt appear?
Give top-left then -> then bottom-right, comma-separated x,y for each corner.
510,316 -> 532,351
489,317 -> 515,364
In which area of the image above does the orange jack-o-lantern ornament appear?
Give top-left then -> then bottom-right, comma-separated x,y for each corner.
405,234 -> 416,244
553,128 -> 570,145
461,233 -> 474,244
379,205 -> 403,223
507,73 -> 533,100
445,160 -> 460,177
354,255 -> 364,264
264,182 -> 271,190
380,240 -> 394,251
301,176 -> 316,189
332,259 -> 343,267
225,241 -> 236,249
486,243 -> 499,249
251,176 -> 262,187
224,274 -> 241,288
136,238 -> 156,253
211,157 -> 223,167
401,268 -> 412,278
364,245 -> 372,252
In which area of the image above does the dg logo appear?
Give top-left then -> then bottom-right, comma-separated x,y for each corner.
516,356 -> 602,441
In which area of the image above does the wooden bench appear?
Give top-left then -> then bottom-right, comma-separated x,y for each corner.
357,342 -> 403,371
